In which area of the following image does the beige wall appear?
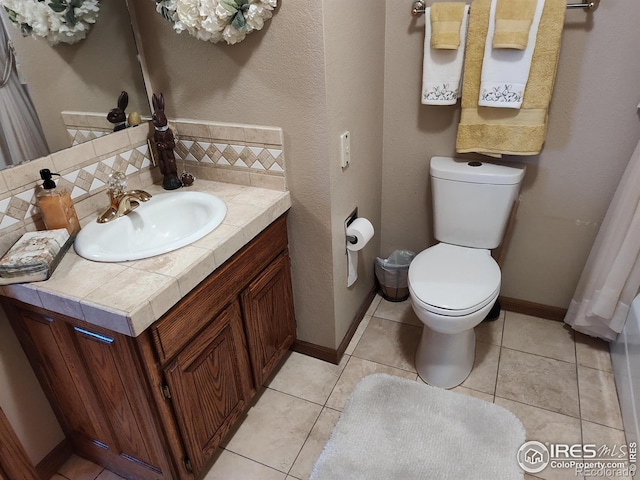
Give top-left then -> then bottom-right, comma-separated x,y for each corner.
6,0 -> 148,157
0,307 -> 64,463
382,0 -> 640,308
323,2 -> 385,344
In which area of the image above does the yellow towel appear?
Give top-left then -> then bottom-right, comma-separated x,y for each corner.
455,0 -> 565,157
431,2 -> 468,49
493,0 -> 539,49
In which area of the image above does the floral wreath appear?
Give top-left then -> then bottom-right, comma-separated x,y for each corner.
1,0 -> 99,46
155,0 -> 277,45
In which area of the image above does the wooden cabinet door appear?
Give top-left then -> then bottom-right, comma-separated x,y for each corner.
163,300 -> 254,475
70,323 -> 173,478
7,306 -> 173,480
241,251 -> 296,386
9,308 -> 116,450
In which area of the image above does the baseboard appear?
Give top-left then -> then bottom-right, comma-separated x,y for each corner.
499,296 -> 567,322
36,438 -> 72,480
292,286 -> 377,365
291,340 -> 339,364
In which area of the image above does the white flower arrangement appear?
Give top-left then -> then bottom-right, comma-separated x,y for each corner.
155,0 -> 277,45
1,0 -> 100,46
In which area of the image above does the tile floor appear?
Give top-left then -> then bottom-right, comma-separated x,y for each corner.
52,295 -> 628,480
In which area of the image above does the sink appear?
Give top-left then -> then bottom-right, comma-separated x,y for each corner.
74,191 -> 227,262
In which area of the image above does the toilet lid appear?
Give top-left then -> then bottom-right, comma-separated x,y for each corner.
408,244 -> 501,312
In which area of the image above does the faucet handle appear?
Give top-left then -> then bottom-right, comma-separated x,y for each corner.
108,171 -> 127,192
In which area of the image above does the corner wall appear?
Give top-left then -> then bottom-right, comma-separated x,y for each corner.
131,1 -> 339,347
323,1 -> 386,345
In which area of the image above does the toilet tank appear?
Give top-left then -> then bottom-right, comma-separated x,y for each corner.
431,157 -> 526,249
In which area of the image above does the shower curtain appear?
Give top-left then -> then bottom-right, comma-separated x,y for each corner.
564,138 -> 640,341
0,13 -> 48,169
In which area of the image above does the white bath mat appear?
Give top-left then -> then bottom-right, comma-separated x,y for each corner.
311,374 -> 525,480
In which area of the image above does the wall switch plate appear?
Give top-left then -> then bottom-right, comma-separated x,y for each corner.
340,131 -> 351,168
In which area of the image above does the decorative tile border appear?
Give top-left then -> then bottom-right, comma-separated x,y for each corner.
174,138 -> 284,174
0,118 -> 287,242
0,145 -> 152,232
61,111 -> 114,147
170,119 -> 285,182
67,128 -> 110,146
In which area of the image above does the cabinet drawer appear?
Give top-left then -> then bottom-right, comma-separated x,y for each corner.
151,214 -> 289,365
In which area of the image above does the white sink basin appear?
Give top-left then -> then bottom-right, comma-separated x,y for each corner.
75,191 -> 227,262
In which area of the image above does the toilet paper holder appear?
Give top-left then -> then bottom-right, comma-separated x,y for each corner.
345,207 -> 359,248
344,207 -> 375,287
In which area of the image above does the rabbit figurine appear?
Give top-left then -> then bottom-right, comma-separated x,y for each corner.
107,91 -> 129,132
152,93 -> 181,190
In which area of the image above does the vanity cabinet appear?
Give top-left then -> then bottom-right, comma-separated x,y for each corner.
1,214 -> 296,480
6,306 -> 174,479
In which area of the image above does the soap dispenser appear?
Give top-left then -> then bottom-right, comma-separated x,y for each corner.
36,169 -> 80,236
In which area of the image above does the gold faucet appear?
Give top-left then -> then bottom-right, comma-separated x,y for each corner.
97,172 -> 152,223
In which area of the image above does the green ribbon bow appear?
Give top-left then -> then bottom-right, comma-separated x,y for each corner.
220,0 -> 251,31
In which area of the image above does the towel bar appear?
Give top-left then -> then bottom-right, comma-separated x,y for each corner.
411,1 -> 597,17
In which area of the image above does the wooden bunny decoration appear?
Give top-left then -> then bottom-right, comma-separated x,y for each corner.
107,91 -> 129,132
152,93 -> 181,190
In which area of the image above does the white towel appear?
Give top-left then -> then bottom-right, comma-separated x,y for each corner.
479,0 -> 545,109
421,5 -> 470,106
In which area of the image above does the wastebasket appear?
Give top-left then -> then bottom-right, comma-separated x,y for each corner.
375,250 -> 416,302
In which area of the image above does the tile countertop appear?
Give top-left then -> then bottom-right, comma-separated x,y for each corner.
0,180 -> 291,337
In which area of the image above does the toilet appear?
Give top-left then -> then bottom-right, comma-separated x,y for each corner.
409,157 -> 525,389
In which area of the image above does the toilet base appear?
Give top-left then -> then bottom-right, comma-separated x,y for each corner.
482,299 -> 501,322
415,326 -> 476,389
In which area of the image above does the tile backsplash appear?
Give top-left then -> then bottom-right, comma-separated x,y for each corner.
61,111 -> 113,146
171,119 -> 285,191
0,118 -> 286,255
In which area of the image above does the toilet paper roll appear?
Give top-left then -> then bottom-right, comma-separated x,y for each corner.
347,249 -> 359,288
346,218 -> 375,252
346,217 -> 375,287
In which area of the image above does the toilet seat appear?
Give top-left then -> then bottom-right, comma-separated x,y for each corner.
408,243 -> 501,316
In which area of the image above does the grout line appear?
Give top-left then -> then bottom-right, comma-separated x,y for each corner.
500,345 -> 578,366
219,448 -> 292,476
493,310 -> 506,399
575,325 -> 585,446
285,407 -> 324,477
264,385 -> 327,409
493,393 -> 582,420
493,345 -> 503,399
369,313 -> 422,327
348,352 -> 418,375
321,355 -> 350,409
323,354 -> 354,410
581,418 -> 627,432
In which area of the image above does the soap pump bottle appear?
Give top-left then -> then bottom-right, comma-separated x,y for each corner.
36,169 -> 80,236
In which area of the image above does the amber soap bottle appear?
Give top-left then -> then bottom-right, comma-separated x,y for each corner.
36,169 -> 80,236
